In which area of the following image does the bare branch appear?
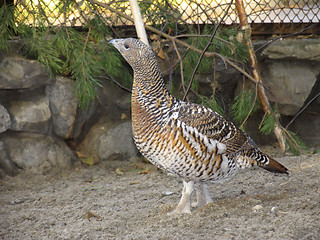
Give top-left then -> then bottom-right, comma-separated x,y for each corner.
102,75 -> 132,93
255,24 -> 317,53
286,91 -> 320,129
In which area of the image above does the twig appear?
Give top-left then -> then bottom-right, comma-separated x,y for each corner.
81,26 -> 92,79
282,127 -> 302,153
168,22 -> 177,91
285,91 -> 320,129
174,34 -> 234,46
240,80 -> 258,129
87,0 -> 121,38
172,39 -> 188,100
255,24 -> 317,53
235,0 -> 286,151
167,44 -> 175,91
102,75 -> 132,93
212,56 -> 217,98
182,0 -> 234,101
91,0 -> 259,86
84,210 -> 102,221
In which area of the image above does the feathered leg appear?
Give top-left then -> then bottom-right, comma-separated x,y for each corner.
191,182 -> 213,208
169,180 -> 194,214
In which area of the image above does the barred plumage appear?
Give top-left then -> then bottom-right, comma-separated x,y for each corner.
110,38 -> 288,214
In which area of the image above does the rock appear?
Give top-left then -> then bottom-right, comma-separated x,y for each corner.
71,100 -> 98,141
261,60 -> 320,115
285,110 -> 320,147
79,121 -> 138,163
271,206 -> 278,213
262,39 -> 320,61
0,140 -> 18,177
257,39 -> 320,116
9,93 -> 51,134
46,76 -> 79,139
0,56 -> 53,89
1,132 -> 76,174
252,204 -> 263,211
0,104 -> 11,133
97,80 -> 131,117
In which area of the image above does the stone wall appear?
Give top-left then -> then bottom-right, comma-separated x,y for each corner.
257,38 -> 320,146
0,47 -> 137,178
0,38 -> 319,177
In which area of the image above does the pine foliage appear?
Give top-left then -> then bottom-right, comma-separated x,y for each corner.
259,112 -> 307,154
182,26 -> 248,93
0,4 -> 17,51
139,0 -> 178,29
231,90 -> 259,126
197,95 -> 224,116
0,8 -> 132,108
284,130 -> 308,155
260,112 -> 276,135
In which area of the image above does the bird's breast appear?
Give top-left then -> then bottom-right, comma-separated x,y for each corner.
131,95 -> 237,181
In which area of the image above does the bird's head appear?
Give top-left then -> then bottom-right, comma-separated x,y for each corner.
109,38 -> 157,73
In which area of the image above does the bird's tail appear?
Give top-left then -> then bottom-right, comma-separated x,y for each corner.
260,156 -> 288,174
235,148 -> 288,174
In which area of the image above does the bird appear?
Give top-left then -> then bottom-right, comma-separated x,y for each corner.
109,38 -> 288,214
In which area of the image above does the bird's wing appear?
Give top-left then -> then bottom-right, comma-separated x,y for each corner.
172,103 -> 250,155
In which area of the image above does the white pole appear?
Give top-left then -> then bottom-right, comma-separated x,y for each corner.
128,0 -> 149,46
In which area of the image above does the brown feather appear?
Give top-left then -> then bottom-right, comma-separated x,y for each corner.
261,156 -> 289,174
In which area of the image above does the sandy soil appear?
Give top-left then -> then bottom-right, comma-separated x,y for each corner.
0,147 -> 319,240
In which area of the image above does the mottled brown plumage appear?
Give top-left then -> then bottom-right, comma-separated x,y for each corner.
110,38 -> 288,214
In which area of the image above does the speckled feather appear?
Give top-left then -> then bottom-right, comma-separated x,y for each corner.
110,38 -> 288,213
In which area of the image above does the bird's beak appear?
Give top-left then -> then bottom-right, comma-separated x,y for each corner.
109,39 -> 122,52
109,39 -> 121,46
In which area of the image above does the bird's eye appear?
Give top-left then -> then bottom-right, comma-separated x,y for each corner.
124,43 -> 130,49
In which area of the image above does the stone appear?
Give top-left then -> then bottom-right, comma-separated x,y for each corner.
9,93 -> 51,134
0,140 -> 18,177
79,121 -> 138,163
0,56 -> 53,89
46,76 -> 79,139
0,104 -> 11,133
262,39 -> 320,61
286,110 -> 320,148
97,80 -> 131,116
1,132 -> 76,174
260,60 -> 320,115
71,100 -> 98,140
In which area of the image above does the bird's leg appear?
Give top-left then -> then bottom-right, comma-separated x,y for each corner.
169,180 -> 194,214
191,182 -> 213,208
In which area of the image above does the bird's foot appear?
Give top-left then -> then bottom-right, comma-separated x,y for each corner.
168,205 -> 192,215
191,198 -> 213,208
191,182 -> 213,208
168,180 -> 194,215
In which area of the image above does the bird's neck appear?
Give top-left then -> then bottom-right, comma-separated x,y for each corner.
132,70 -> 178,112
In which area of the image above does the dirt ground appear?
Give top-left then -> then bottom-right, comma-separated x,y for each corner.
0,146 -> 319,240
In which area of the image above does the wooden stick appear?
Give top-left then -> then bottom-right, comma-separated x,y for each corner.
235,0 -> 286,151
128,0 -> 149,46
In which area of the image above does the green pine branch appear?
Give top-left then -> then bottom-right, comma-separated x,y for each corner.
283,129 -> 308,155
1,5 -> 132,108
0,4 -> 17,51
231,89 -> 259,127
259,112 -> 308,154
197,95 -> 224,116
260,112 -> 276,135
